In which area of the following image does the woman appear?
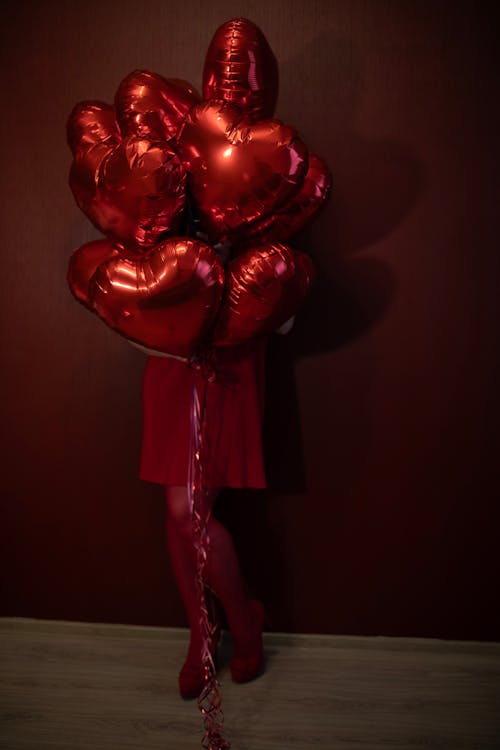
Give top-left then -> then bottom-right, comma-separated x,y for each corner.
136,329 -> 280,698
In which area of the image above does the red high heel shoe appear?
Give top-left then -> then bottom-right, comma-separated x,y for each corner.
230,599 -> 269,683
178,622 -> 221,700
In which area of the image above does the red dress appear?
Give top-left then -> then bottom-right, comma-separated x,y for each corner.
139,336 -> 268,489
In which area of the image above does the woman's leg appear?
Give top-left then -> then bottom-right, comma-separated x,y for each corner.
164,486 -> 256,659
164,485 -> 209,667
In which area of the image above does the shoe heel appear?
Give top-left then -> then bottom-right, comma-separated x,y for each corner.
230,599 -> 267,684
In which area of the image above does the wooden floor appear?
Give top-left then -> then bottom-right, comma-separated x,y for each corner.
1,617 -> 499,750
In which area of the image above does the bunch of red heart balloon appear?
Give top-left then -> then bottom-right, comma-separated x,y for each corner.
66,17 -> 331,358
66,18 -> 331,750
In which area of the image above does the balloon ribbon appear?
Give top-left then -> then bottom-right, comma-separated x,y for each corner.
188,358 -> 231,750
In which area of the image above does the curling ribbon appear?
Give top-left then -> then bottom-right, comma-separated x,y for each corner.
187,358 -> 231,750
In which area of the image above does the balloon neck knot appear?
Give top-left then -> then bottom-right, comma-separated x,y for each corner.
188,348 -> 219,382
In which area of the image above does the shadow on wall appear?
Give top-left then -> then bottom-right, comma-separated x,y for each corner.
263,30 -> 425,494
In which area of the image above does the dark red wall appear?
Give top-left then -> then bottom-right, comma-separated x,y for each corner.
1,0 -> 498,640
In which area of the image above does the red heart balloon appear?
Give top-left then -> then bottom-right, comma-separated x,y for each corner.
67,103 -> 122,213
67,238 -> 122,309
89,237 -> 224,357
202,17 -> 278,122
68,123 -> 186,250
115,69 -> 200,142
213,243 -> 315,346
67,69 -> 200,250
177,100 -> 308,244
237,154 -> 332,249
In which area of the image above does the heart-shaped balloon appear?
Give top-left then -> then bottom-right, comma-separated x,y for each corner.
89,237 -> 224,357
177,100 -> 308,244
213,243 -> 315,346
67,238 -> 123,309
69,136 -> 186,251
115,69 -> 200,142
236,154 -> 332,249
67,102 -> 122,211
67,69 -> 200,250
68,108 -> 186,250
202,17 -> 278,122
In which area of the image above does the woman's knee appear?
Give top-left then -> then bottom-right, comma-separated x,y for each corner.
164,486 -> 191,529
164,485 -> 220,530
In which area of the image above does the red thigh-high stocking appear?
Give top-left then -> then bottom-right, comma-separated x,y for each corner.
164,486 -> 265,695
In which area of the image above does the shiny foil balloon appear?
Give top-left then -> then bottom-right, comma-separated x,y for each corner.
68,115 -> 187,250
89,237 -> 224,357
177,100 -> 308,243
238,154 -> 332,249
67,68 -> 201,250
66,101 -> 120,154
67,239 -> 123,309
115,70 -> 200,142
67,102 -> 122,209
203,17 -> 278,122
213,243 -> 315,346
